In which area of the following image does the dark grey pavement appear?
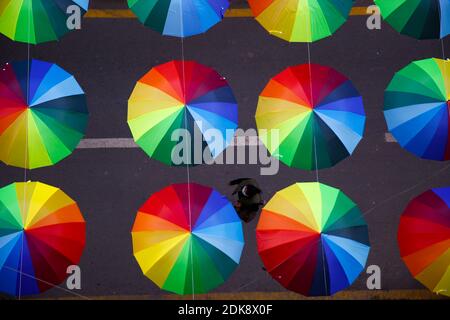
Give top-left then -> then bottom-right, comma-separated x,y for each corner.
0,1 -> 449,298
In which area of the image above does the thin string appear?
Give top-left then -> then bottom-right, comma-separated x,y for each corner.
442,38 -> 448,86
441,38 -> 446,59
18,1 -> 33,301
321,240 -> 328,294
307,43 -> 319,181
178,0 -> 195,301
308,40 -> 326,295
313,135 -> 319,181
4,265 -> 91,300
441,39 -> 448,103
362,163 -> 450,218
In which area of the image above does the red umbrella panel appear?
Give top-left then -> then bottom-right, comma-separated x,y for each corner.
0,181 -> 86,296
398,187 -> 450,296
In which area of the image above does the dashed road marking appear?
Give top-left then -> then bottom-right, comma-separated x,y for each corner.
77,132 -> 395,149
77,138 -> 138,149
76,136 -> 260,149
385,132 -> 397,143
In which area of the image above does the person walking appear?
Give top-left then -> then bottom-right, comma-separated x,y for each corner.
229,178 -> 264,223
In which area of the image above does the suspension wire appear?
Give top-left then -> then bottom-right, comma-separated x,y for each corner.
18,2 -> 33,300
5,265 -> 91,300
308,39 -> 327,293
441,38 -> 446,59
307,43 -> 319,182
178,0 -> 195,301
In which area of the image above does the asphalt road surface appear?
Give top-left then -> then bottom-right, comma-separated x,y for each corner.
0,0 -> 449,299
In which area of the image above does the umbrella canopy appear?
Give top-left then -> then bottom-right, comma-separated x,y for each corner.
128,0 -> 229,38
0,181 -> 86,297
384,58 -> 450,161
0,59 -> 88,169
255,64 -> 365,170
132,183 -> 244,295
257,182 -> 370,296
0,0 -> 89,44
398,187 -> 450,297
128,60 -> 238,166
375,0 -> 450,39
248,0 -> 353,42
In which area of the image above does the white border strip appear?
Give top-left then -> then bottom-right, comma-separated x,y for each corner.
76,133 -> 397,149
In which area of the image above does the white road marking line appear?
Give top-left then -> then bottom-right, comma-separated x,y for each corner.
77,138 -> 138,149
77,135 -> 262,149
384,132 -> 397,143
77,133 -> 397,149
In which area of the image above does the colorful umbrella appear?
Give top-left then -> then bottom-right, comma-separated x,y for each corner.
398,187 -> 450,297
257,182 -> 370,296
375,0 -> 450,39
128,0 -> 229,38
255,64 -> 365,170
132,183 -> 244,295
0,0 -> 90,44
128,60 -> 238,166
248,0 -> 353,42
0,59 -> 88,169
0,181 -> 86,297
384,58 -> 450,161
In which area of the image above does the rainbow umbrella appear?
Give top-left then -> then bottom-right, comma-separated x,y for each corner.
256,64 -> 365,170
132,183 -> 244,295
384,58 -> 450,161
257,182 -> 370,296
128,0 -> 229,38
0,181 -> 86,297
375,0 -> 450,39
0,59 -> 88,169
128,60 -> 238,166
0,0 -> 90,44
398,187 -> 450,297
248,0 -> 353,42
